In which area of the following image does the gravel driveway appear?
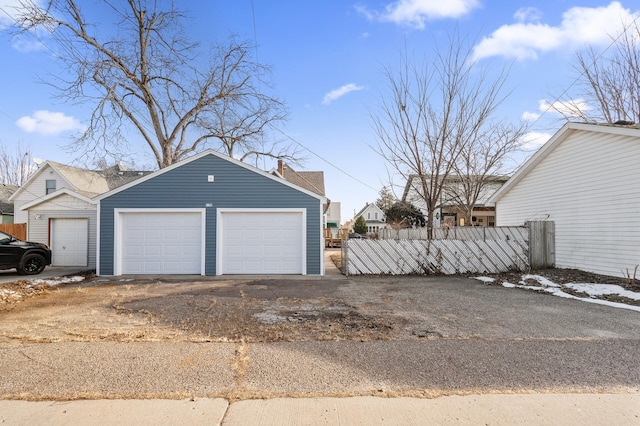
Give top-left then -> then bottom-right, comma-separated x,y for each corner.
1,274 -> 639,399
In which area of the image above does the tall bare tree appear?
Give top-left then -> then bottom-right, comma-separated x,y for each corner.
0,142 -> 36,186
445,123 -> 525,226
553,20 -> 640,123
373,34 -> 514,238
13,0 -> 294,168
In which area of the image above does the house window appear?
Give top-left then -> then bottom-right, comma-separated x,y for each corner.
375,212 -> 378,220
367,212 -> 370,219
45,180 -> 56,195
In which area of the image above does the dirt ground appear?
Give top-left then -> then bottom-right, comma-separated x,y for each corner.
1,257 -> 639,344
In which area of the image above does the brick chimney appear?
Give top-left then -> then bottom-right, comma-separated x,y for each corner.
277,159 -> 284,176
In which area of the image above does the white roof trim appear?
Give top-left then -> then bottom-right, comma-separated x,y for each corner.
487,122 -> 640,204
8,161 -> 77,202
19,188 -> 97,210
95,149 -> 328,203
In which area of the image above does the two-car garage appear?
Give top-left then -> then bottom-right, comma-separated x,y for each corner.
99,150 -> 324,276
114,208 -> 306,275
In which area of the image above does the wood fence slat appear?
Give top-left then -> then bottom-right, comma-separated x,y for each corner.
0,223 -> 26,240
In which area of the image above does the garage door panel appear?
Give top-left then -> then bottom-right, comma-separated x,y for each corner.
221,211 -> 304,274
120,211 -> 202,275
51,218 -> 89,267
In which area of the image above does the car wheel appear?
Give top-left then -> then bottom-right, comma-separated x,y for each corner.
18,253 -> 46,275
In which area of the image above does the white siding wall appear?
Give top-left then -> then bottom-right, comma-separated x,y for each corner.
13,166 -> 68,224
496,129 -> 640,277
28,210 -> 97,268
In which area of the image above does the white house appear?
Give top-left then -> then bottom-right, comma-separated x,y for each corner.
487,121 -> 640,278
353,203 -> 387,236
9,161 -> 148,268
403,174 -> 507,228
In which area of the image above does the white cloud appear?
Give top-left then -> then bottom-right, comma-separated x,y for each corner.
473,2 -> 638,60
0,0 -> 45,28
539,98 -> 590,118
322,83 -> 364,105
357,0 -> 480,29
521,111 -> 541,122
11,36 -> 46,52
513,7 -> 542,23
16,110 -> 85,135
519,131 -> 552,150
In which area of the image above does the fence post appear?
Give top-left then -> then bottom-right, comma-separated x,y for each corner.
343,239 -> 349,277
527,221 -> 555,269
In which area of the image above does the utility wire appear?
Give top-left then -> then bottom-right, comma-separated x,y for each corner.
271,125 -> 379,192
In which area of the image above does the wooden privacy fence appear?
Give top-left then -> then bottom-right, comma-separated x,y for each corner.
0,223 -> 26,240
344,222 -> 554,276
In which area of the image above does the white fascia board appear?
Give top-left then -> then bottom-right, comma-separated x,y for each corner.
489,122 -> 640,204
95,149 -> 327,203
19,188 -> 97,210
9,162 -> 77,202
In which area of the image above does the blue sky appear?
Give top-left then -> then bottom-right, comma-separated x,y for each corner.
0,0 -> 638,221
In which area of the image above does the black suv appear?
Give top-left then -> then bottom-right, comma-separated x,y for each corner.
0,231 -> 52,275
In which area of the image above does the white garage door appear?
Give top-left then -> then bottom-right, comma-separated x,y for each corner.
51,218 -> 88,266
119,211 -> 203,274
220,211 -> 304,274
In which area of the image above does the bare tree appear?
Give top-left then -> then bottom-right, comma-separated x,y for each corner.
445,123 -> 525,226
373,34 -> 513,238
0,142 -> 37,186
13,0 -> 294,168
553,20 -> 640,123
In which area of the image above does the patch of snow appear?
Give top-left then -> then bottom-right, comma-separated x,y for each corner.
521,274 -> 559,287
473,276 -> 495,283
564,283 -> 640,301
0,289 -> 22,299
493,274 -> 640,313
30,276 -> 85,286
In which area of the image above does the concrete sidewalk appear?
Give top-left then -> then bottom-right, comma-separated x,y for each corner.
1,394 -> 639,425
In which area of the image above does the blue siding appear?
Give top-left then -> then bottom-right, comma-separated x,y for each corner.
99,153 -> 322,275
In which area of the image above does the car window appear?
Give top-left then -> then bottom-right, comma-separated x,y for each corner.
0,231 -> 11,243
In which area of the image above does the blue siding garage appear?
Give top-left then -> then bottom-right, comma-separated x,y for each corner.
96,150 -> 326,276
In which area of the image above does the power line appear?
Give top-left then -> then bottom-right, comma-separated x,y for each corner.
271,125 -> 379,192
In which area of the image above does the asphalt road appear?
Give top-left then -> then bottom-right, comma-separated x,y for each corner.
1,273 -> 639,399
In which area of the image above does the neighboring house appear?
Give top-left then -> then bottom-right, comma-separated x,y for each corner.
9,162 -> 149,268
272,160 -> 340,235
487,121 -> 640,278
96,150 -> 327,276
0,184 -> 17,224
402,174 -> 507,228
353,203 -> 387,236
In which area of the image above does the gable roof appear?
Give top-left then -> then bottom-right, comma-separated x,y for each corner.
487,121 -> 640,204
275,162 -> 325,196
9,161 -> 151,201
354,202 -> 385,219
96,149 -> 328,202
20,188 -> 96,210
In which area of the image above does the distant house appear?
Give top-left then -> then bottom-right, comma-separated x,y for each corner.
353,203 -> 387,236
272,159 -> 338,227
0,184 -> 17,224
487,121 -> 640,278
402,174 -> 507,228
9,161 -> 149,268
